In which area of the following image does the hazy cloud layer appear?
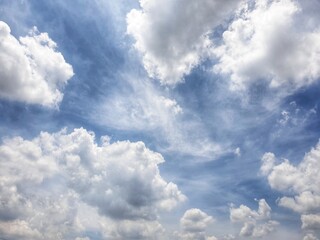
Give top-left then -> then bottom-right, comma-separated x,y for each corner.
94,77 -> 226,159
0,21 -> 73,107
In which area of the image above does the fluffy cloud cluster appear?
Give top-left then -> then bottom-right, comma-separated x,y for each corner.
0,128 -> 186,239
261,143 -> 320,238
0,21 -> 73,107
177,208 -> 217,240
230,199 -> 278,238
304,233 -> 319,240
126,0 -> 239,85
214,0 -> 320,92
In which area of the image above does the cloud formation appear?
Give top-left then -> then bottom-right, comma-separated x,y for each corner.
126,0 -> 239,85
0,21 -> 73,107
95,77 -> 224,159
304,233 -> 319,240
0,128 -> 186,239
214,0 -> 320,92
230,199 -> 278,238
261,142 -> 320,238
177,208 -> 217,240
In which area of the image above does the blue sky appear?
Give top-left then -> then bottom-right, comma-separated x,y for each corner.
0,0 -> 320,239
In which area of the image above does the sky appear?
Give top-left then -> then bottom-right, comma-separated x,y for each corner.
0,0 -> 320,239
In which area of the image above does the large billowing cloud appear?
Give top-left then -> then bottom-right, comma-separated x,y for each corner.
126,0 -> 240,85
214,0 -> 320,92
261,142 -> 320,238
230,199 -> 278,238
0,21 -> 73,107
0,128 -> 186,239
177,208 -> 217,240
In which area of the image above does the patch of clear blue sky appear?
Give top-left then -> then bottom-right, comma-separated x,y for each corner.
0,0 -> 320,232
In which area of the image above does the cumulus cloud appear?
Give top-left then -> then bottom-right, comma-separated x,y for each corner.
126,0 -> 239,85
0,21 -> 73,107
230,199 -> 278,238
0,220 -> 42,240
177,208 -> 217,240
214,0 -> 320,92
301,214 -> 320,230
261,143 -> 320,238
261,143 -> 320,214
0,128 -> 186,239
304,233 -> 320,240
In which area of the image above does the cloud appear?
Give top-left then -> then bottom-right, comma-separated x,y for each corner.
301,214 -> 320,230
230,199 -> 278,238
0,220 -> 42,240
222,234 -> 235,240
261,142 -> 320,239
126,0 -> 239,85
260,152 -> 276,176
304,233 -> 320,240
261,142 -> 320,214
177,208 -> 217,240
0,21 -> 73,107
214,0 -> 320,92
94,76 -> 225,159
0,128 -> 186,239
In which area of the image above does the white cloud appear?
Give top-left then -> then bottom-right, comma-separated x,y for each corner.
126,0 -> 239,85
261,143 -> 320,237
116,219 -> 165,239
0,128 -> 186,239
214,0 -> 320,92
230,199 -> 271,222
0,21 -> 73,107
304,233 -> 320,240
230,199 -> 278,238
261,142 -> 320,214
177,208 -> 217,240
222,234 -> 236,240
0,220 -> 42,240
94,77 -> 226,159
278,192 -> 320,214
301,214 -> 320,230
260,152 -> 276,176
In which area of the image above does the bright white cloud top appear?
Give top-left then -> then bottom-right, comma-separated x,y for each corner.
178,208 -> 217,240
230,199 -> 278,238
214,0 -> 320,92
261,143 -> 320,237
0,21 -> 73,107
127,0 -> 239,85
0,128 -> 185,239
